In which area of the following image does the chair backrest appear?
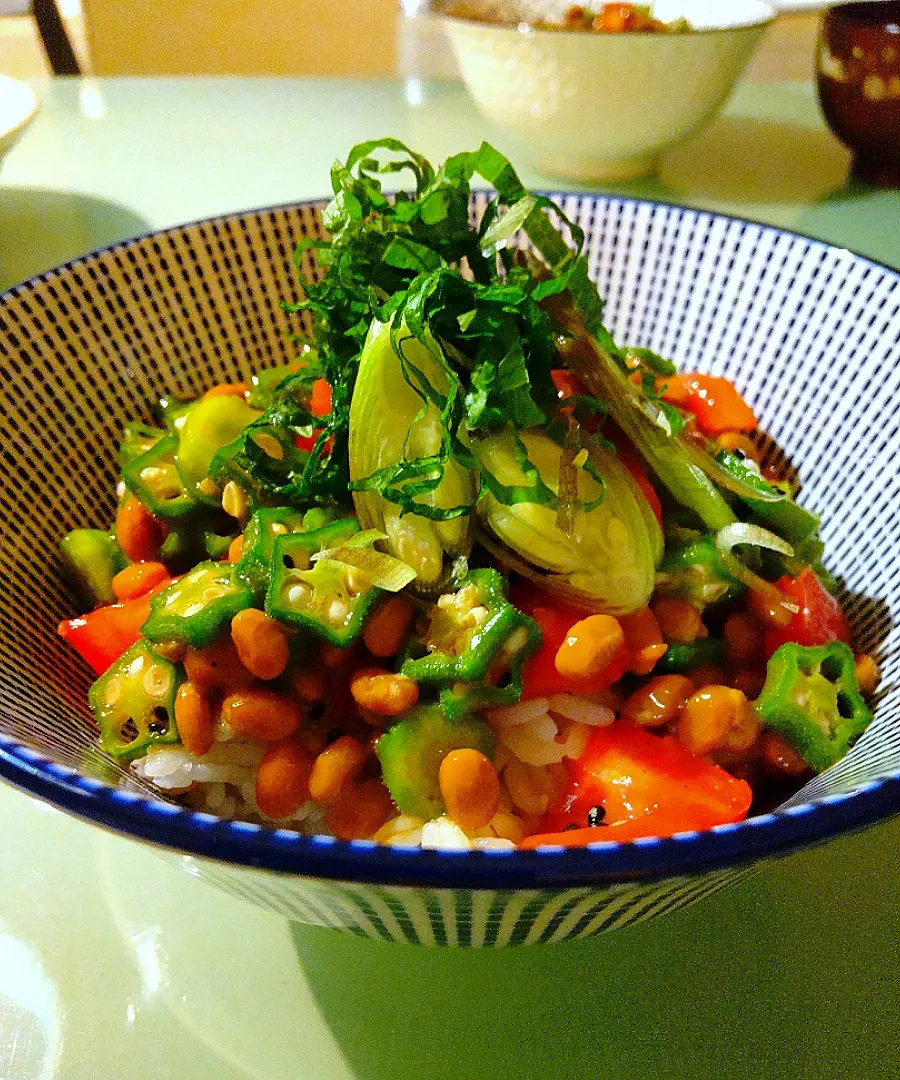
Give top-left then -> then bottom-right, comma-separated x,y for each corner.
84,0 -> 398,76
33,0 -> 81,74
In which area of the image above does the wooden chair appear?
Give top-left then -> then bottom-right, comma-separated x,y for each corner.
82,0 -> 397,76
32,0 -> 81,74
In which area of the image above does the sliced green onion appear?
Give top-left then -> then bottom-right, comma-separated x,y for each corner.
311,529 -> 418,591
313,545 -> 418,592
715,523 -> 800,614
559,326 -> 737,531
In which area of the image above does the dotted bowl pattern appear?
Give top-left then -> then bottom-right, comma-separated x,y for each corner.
0,194 -> 898,946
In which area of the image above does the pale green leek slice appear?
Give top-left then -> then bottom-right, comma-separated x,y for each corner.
348,319 -> 476,588
475,429 -> 661,614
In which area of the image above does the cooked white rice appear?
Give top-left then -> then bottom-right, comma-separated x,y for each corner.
132,691 -> 606,847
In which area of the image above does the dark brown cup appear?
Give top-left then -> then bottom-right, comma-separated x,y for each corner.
816,1 -> 900,187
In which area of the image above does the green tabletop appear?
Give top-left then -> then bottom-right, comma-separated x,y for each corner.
1,76 -> 898,1080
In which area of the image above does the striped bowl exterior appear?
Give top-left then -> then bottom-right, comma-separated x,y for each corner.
171,854 -> 759,946
0,193 -> 898,945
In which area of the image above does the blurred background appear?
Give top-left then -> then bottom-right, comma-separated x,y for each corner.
0,1 -> 822,82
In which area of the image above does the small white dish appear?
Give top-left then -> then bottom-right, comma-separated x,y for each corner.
440,0 -> 776,182
0,74 -> 39,166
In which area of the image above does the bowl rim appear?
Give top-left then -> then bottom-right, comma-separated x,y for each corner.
0,192 -> 898,891
0,74 -> 39,147
1,738 -> 898,887
437,1 -> 777,35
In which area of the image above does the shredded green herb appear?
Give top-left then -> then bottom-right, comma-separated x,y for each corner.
261,138 -> 623,517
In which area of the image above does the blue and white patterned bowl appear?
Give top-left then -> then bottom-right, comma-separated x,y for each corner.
1,194 -> 898,946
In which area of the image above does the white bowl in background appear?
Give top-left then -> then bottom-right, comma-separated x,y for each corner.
440,0 -> 776,181
0,74 -> 38,167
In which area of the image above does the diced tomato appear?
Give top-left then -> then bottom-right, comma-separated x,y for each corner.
510,582 -> 630,698
660,373 -> 757,437
550,368 -> 599,433
551,368 -> 588,408
657,374 -> 691,408
58,576 -> 173,675
294,377 -> 333,453
309,377 -> 332,418
763,567 -> 852,658
521,720 -> 753,846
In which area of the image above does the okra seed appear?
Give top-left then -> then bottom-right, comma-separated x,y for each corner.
119,717 -> 140,743
201,585 -> 226,603
182,602 -> 205,618
200,477 -> 220,500
345,570 -> 364,595
328,600 -> 350,625
147,707 -> 171,735
104,675 -> 123,707
143,664 -> 171,698
287,583 -> 311,605
127,655 -> 145,677
468,605 -> 489,628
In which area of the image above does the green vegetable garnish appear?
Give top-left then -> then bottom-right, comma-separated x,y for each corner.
265,518 -> 388,646
175,395 -> 262,504
59,528 -> 128,609
142,562 -> 253,647
376,702 -> 496,820
402,568 -> 539,684
475,430 -> 661,612
235,506 -> 312,601
122,434 -> 198,520
756,641 -> 873,772
204,138 -> 824,609
89,641 -> 181,762
281,139 -> 609,520
119,421 -> 165,468
656,533 -> 745,610
349,319 -> 476,588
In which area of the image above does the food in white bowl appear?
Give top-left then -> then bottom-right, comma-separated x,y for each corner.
439,0 -> 775,180
1,140 -> 897,945
55,140 -> 877,855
